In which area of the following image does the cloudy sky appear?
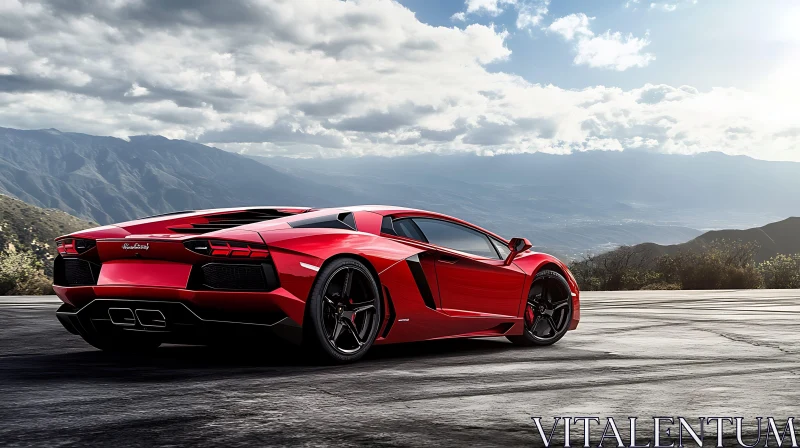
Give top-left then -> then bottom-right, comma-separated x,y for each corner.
1,0 -> 800,161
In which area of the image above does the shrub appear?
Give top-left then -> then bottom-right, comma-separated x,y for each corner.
638,282 -> 681,290
0,250 -> 53,295
569,245 -> 659,291
657,240 -> 761,290
758,254 -> 800,289
723,266 -> 763,290
572,239 -> 763,291
620,268 -> 665,291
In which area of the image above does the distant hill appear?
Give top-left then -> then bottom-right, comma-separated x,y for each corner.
570,216 -> 800,290
0,194 -> 94,275
622,217 -> 800,263
0,127 -> 357,225
696,217 -> 800,260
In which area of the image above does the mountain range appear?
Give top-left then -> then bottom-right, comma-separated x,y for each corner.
2,126 -> 800,258
253,150 -> 800,257
0,127 -> 356,225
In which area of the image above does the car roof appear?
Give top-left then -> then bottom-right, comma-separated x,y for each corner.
337,205 -> 427,215
337,205 -> 461,221
334,205 -> 508,243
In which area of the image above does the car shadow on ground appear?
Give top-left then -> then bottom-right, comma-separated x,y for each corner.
0,337 -> 530,384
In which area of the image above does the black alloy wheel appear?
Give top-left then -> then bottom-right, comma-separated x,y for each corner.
305,258 -> 381,363
507,269 -> 572,347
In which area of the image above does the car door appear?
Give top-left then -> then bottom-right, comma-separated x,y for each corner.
400,217 -> 527,318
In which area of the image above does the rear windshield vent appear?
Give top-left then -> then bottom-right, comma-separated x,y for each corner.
168,210 -> 294,234
288,212 -> 357,231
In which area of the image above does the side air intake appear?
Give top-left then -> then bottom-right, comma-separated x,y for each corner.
406,254 -> 437,310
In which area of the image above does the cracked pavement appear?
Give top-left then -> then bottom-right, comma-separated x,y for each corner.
1,291 -> 798,447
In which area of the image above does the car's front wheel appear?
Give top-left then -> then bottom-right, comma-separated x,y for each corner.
507,269 -> 573,347
304,258 -> 382,363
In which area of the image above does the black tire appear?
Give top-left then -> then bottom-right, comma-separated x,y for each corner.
304,257 -> 382,364
507,269 -> 573,347
82,332 -> 162,353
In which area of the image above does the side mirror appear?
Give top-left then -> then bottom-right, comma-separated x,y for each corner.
504,237 -> 532,266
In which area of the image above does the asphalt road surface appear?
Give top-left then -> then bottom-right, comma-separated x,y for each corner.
1,291 -> 799,447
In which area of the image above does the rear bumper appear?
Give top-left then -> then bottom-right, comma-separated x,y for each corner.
53,285 -> 308,344
55,285 -> 306,322
56,297 -> 303,346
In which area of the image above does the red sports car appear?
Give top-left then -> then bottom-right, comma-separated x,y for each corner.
53,206 -> 580,363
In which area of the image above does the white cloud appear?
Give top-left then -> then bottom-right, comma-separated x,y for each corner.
465,0 -> 517,16
516,0 -> 549,31
574,31 -> 655,70
0,0 -> 798,161
124,83 -> 149,97
647,1 -> 698,12
456,0 -> 547,32
651,2 -> 677,12
625,136 -> 659,148
548,13 -> 594,41
548,13 -> 654,70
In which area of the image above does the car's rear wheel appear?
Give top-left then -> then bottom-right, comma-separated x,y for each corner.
304,258 -> 382,363
507,269 -> 572,347
82,332 -> 162,353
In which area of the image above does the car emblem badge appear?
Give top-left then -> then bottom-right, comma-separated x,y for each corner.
122,242 -> 150,251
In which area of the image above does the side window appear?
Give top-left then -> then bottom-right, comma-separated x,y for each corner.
412,218 -> 500,259
492,238 -> 511,259
380,216 -> 396,236
392,218 -> 427,242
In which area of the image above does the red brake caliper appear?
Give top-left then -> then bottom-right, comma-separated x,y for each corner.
524,303 -> 535,326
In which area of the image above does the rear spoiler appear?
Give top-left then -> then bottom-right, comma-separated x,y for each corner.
57,207 -> 311,240
165,209 -> 300,234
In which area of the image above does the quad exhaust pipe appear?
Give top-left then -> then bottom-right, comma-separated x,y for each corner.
108,307 -> 167,328
108,308 -> 136,326
135,309 -> 167,328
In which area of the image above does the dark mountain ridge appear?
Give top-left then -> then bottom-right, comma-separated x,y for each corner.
0,127 -> 356,224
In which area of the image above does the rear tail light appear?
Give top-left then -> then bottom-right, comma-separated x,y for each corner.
56,238 -> 96,256
184,240 -> 270,258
